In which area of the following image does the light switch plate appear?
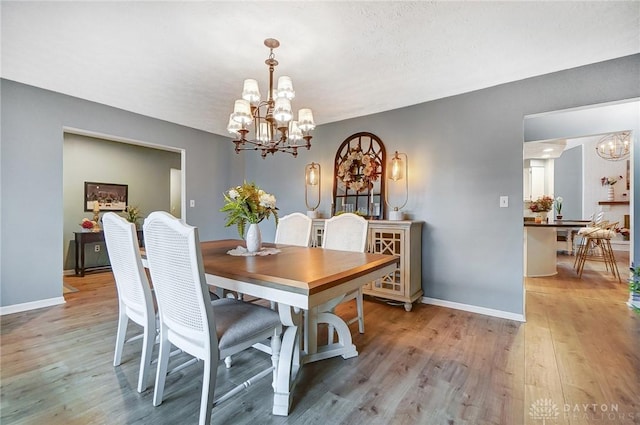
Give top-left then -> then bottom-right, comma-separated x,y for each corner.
190,200 -> 195,208
500,196 -> 509,208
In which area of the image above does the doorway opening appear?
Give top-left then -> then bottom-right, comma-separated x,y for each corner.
62,127 -> 185,277
523,99 -> 638,312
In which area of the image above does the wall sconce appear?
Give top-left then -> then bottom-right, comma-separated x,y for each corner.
305,162 -> 321,218
385,151 -> 408,220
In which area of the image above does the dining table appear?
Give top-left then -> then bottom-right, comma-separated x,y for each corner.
197,239 -> 399,416
523,219 -> 591,277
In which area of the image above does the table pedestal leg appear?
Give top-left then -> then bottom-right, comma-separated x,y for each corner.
272,305 -> 301,416
304,302 -> 358,364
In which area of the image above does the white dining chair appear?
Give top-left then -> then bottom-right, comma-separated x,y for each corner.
102,212 -> 156,393
274,212 -> 313,247
321,213 -> 369,338
143,211 -> 282,425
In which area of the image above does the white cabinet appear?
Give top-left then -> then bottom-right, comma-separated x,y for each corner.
312,219 -> 423,311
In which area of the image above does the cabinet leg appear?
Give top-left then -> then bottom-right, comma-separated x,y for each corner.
403,302 -> 413,312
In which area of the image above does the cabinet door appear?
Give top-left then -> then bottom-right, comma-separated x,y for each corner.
311,223 -> 324,247
368,228 -> 405,296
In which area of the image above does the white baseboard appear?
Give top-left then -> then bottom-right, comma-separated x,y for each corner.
421,296 -> 526,322
611,240 -> 630,252
0,297 -> 65,316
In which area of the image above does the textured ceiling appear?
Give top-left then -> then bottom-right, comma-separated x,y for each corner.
2,1 -> 639,136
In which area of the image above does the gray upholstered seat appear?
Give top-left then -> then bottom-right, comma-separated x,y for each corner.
211,298 -> 282,350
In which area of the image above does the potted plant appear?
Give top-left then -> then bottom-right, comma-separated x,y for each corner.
555,196 -> 563,220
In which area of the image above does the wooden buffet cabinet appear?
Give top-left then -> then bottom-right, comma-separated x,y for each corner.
311,219 -> 423,311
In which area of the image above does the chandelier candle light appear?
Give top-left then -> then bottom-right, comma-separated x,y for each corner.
227,38 -> 315,158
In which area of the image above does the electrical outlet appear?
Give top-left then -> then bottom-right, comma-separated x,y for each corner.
94,244 -> 101,253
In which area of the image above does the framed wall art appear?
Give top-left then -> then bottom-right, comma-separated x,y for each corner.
84,182 -> 128,211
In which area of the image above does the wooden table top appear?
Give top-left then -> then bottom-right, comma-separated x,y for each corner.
199,239 -> 399,297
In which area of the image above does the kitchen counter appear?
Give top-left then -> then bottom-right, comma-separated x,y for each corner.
523,220 -> 590,277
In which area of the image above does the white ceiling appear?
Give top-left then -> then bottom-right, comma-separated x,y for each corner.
2,1 -> 639,136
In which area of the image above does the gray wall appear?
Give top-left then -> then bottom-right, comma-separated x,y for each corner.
2,54 -> 639,316
245,54 -> 640,316
62,133 -> 181,270
554,145 -> 583,220
1,80 -> 244,307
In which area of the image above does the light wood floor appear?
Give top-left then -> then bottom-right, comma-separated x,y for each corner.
1,252 -> 638,425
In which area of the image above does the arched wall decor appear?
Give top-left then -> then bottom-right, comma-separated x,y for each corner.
332,132 -> 386,219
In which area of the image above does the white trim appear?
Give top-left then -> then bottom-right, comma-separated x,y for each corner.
422,296 -> 526,322
63,126 -> 183,153
524,97 -> 640,119
0,297 -> 65,316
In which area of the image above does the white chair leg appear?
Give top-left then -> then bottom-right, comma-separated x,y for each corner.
153,333 -> 171,407
137,317 -> 155,393
199,356 -> 216,425
113,310 -> 128,366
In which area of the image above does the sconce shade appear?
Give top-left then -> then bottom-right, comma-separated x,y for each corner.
305,162 -> 321,211
307,164 -> 319,186
385,151 -> 408,220
390,154 -> 405,181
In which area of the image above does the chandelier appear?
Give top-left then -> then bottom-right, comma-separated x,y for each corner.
227,38 -> 315,158
595,131 -> 631,161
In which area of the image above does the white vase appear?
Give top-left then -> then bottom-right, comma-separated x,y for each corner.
245,223 -> 262,253
538,211 -> 549,223
607,186 -> 614,201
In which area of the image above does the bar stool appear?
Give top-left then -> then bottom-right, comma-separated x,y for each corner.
574,222 -> 621,282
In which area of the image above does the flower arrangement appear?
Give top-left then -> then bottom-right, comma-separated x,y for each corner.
555,196 -> 563,214
123,205 -> 143,224
80,218 -> 96,229
601,175 -> 623,186
529,195 -> 554,212
337,148 -> 381,193
220,181 -> 278,238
